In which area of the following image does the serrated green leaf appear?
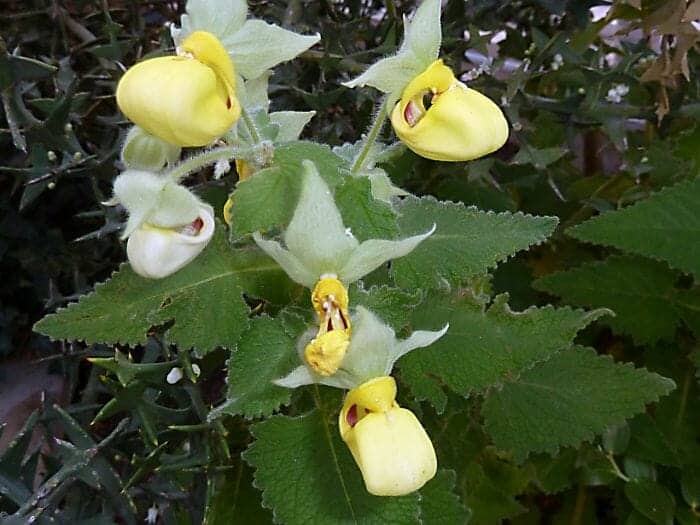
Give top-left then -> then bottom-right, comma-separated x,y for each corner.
210,313 -> 306,419
624,479 -> 675,525
352,285 -> 422,332
399,292 -> 608,412
568,178 -> 700,276
34,228 -> 293,354
334,176 -> 398,241
483,347 -> 675,461
230,142 -> 344,238
391,196 -> 558,291
419,470 -> 471,525
244,410 -> 421,525
534,255 -> 681,344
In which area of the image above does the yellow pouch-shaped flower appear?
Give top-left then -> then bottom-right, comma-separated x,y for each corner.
339,376 -> 437,496
116,31 -> 241,147
390,59 -> 508,161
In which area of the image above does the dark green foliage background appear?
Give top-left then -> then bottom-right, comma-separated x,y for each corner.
2,0 -> 700,524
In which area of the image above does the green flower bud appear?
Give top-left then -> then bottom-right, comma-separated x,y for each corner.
121,126 -> 182,171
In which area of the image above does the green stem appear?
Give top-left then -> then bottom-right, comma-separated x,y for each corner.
350,98 -> 389,175
240,105 -> 261,144
185,384 -> 231,461
385,0 -> 397,23
676,368 -> 692,429
166,145 -> 253,182
571,484 -> 587,525
606,452 -> 630,482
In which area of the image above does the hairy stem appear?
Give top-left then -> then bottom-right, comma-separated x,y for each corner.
166,145 -> 254,182
350,97 -> 389,175
240,105 -> 261,144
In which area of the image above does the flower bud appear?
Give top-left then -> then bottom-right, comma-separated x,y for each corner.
127,204 -> 215,279
116,31 -> 241,147
339,376 -> 437,496
390,59 -> 508,162
121,126 -> 181,171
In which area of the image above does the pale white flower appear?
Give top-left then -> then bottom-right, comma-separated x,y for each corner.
127,204 -> 215,279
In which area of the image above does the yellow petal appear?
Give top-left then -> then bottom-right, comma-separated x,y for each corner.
339,376 -> 396,439
223,196 -> 234,226
181,31 -> 237,95
116,32 -> 241,147
235,159 -> 256,182
311,277 -> 351,332
339,377 -> 436,496
304,330 -> 350,376
390,59 -> 509,162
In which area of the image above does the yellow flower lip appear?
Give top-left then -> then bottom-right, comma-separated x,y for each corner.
390,59 -> 509,162
180,31 -> 237,97
304,330 -> 350,376
304,277 -> 352,376
311,277 -> 350,332
339,376 -> 397,437
339,376 -> 437,496
116,31 -> 241,147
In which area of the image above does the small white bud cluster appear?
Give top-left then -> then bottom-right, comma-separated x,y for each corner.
550,53 -> 564,71
606,83 -> 630,104
462,62 -> 491,82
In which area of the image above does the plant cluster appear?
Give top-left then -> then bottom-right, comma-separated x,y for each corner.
1,0 -> 699,524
